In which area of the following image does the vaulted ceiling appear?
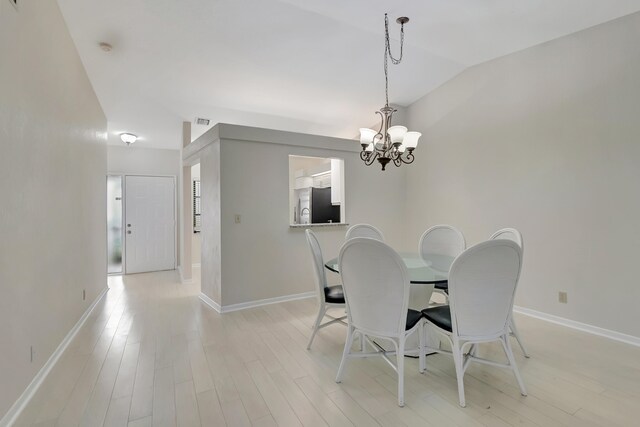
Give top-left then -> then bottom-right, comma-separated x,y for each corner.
57,0 -> 640,149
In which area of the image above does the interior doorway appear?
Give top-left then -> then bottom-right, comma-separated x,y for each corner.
191,163 -> 201,269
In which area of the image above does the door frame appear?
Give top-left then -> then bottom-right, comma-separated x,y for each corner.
107,173 -> 178,275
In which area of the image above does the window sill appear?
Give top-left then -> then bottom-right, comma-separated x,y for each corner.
289,223 -> 349,229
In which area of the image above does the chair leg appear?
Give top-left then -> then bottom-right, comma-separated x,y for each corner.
335,325 -> 355,383
307,304 -> 326,350
396,337 -> 405,407
469,343 -> 478,357
418,321 -> 426,374
360,331 -> 366,352
501,335 -> 527,396
451,340 -> 466,407
509,317 -> 530,358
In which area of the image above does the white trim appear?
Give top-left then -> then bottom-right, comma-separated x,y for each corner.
514,305 -> 640,348
192,263 -> 201,268
178,266 -> 194,284
199,292 -> 222,313
0,287 -> 109,427
199,291 -> 315,314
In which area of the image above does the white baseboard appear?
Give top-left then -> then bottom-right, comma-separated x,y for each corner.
177,266 -> 194,284
0,287 -> 109,427
199,292 -> 222,313
199,291 -> 315,314
514,305 -> 640,348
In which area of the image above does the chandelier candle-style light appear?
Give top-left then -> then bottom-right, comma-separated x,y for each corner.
359,14 -> 421,170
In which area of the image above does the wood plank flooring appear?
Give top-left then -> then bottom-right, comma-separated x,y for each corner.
14,270 -> 640,426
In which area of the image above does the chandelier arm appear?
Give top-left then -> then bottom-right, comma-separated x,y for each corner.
375,110 -> 385,140
364,150 -> 379,166
400,151 -> 415,165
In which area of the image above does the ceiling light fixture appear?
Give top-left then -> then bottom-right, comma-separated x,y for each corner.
359,14 -> 421,171
120,133 -> 138,146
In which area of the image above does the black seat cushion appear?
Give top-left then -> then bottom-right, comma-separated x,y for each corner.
406,309 -> 423,331
324,285 -> 345,304
434,282 -> 448,291
421,305 -> 452,332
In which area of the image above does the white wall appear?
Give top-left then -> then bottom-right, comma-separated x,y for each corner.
0,0 -> 107,419
406,12 -> 640,338
107,145 -> 180,177
200,142 -> 222,303
189,125 -> 409,307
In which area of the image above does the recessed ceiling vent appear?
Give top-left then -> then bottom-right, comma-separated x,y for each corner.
195,118 -> 211,126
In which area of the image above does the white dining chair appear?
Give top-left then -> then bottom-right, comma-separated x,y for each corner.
490,228 -> 529,358
336,238 -> 425,407
345,224 -> 385,241
418,225 -> 466,301
421,240 -> 527,407
305,229 -> 347,350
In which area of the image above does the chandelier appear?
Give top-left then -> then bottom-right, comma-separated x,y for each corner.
359,14 -> 421,170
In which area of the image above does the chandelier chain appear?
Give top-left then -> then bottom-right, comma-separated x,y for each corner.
384,13 -> 405,107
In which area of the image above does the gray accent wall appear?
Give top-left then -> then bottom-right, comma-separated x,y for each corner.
406,12 -> 640,337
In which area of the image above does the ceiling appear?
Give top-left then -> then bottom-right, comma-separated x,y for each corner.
57,0 -> 640,150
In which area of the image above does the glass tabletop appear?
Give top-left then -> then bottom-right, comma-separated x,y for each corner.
324,252 -> 453,286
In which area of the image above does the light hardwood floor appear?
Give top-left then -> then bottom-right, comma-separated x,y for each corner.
15,270 -> 640,427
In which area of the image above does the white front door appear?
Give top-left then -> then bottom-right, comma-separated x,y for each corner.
125,176 -> 176,274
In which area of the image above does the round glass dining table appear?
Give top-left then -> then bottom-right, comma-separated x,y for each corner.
324,252 -> 454,356
324,252 -> 453,290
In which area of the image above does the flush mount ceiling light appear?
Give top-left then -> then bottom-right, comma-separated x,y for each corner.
120,133 -> 137,146
358,14 -> 421,171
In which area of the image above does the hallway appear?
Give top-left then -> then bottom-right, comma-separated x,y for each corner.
15,272 -> 640,427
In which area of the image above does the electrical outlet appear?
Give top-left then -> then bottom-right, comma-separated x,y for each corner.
558,291 -> 568,304
234,214 -> 241,224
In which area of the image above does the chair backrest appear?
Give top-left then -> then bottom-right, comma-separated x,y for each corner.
418,225 -> 466,271
490,228 -> 524,255
305,230 -> 328,301
345,224 -> 385,241
339,238 -> 410,337
448,240 -> 522,339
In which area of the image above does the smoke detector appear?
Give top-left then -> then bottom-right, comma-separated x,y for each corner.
99,42 -> 113,52
195,118 -> 211,126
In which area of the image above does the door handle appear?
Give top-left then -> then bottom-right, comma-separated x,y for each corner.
127,231 -> 132,234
